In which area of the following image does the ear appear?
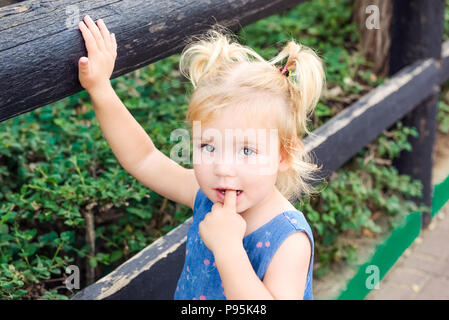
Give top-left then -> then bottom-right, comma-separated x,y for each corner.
278,139 -> 300,172
278,149 -> 291,172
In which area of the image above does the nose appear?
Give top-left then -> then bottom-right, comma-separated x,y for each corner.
213,162 -> 237,177
213,151 -> 238,177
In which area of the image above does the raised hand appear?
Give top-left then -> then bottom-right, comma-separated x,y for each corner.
78,15 -> 117,94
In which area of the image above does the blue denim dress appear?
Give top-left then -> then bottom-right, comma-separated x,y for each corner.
174,188 -> 314,300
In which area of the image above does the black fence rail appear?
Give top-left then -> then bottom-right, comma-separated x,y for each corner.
0,0 -> 445,299
0,0 -> 306,122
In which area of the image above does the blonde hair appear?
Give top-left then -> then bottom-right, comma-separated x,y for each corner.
179,25 -> 326,202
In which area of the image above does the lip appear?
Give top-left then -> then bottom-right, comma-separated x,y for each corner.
215,189 -> 243,203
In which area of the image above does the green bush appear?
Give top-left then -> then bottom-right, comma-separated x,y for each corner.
0,75 -> 193,299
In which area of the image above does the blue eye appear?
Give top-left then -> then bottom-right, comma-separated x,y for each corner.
241,147 -> 256,156
200,143 -> 214,152
200,144 -> 256,156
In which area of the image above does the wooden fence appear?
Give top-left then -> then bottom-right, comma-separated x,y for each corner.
0,0 -> 446,299
0,0 -> 306,122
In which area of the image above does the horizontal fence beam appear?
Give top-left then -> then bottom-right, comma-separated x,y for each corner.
0,0 -> 306,122
72,41 -> 449,300
305,58 -> 439,181
73,215 -> 192,300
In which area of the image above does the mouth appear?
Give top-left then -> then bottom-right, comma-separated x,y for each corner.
214,188 -> 243,201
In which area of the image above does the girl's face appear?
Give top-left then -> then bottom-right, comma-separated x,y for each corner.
192,108 -> 290,214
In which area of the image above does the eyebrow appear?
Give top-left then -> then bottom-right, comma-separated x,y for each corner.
200,136 -> 214,143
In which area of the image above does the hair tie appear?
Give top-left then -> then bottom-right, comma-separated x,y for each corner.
279,65 -> 290,77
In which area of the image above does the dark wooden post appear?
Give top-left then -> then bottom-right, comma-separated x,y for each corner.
389,0 -> 445,229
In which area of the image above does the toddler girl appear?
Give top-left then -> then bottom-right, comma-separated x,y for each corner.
77,16 -> 325,300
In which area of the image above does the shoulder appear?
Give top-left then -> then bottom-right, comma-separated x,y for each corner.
262,230 -> 312,299
282,211 -> 314,240
268,230 -> 312,271
270,210 -> 314,259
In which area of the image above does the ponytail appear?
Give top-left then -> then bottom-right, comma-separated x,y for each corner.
270,41 -> 326,137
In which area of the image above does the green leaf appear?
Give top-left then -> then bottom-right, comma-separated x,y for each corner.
110,250 -> 123,262
0,224 -> 8,235
126,207 -> 152,219
60,231 -> 74,243
38,231 -> 58,244
89,256 -> 97,268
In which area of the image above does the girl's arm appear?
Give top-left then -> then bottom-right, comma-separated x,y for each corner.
214,242 -> 275,300
90,85 -> 200,209
78,15 -> 154,170
89,84 -> 156,171
214,231 -> 311,300
201,191 -> 311,299
77,16 -> 199,209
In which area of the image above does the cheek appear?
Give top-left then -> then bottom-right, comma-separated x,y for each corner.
243,154 -> 280,177
239,169 -> 277,198
193,164 -> 211,186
